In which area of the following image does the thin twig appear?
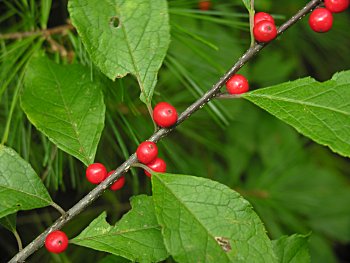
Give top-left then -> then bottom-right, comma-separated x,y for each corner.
8,1 -> 323,262
0,24 -> 74,40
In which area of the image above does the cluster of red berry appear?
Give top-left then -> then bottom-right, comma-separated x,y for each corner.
85,102 -> 178,188
44,102 -> 178,254
309,0 -> 349,33
137,102 -> 178,176
253,12 -> 277,43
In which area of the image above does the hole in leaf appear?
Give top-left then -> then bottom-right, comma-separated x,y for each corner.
109,16 -> 121,28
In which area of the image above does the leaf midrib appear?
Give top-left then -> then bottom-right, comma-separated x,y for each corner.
246,93 -> 350,116
115,2 -> 150,104
46,60 -> 89,162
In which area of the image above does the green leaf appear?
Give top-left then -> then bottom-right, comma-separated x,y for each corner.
0,146 -> 52,218
0,213 -> 16,233
152,173 -> 277,263
21,56 -> 105,166
243,70 -> 350,157
272,234 -> 310,263
98,255 -> 130,263
68,0 -> 170,104
71,195 -> 168,263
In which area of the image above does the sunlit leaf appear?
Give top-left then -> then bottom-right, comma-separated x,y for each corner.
152,173 -> 277,263
243,71 -> 350,157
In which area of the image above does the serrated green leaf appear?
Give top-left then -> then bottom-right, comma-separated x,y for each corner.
152,173 -> 277,263
21,56 -> 105,166
272,234 -> 310,263
243,70 -> 350,157
0,213 -> 16,232
71,195 -> 168,263
68,0 -> 170,104
0,146 -> 52,218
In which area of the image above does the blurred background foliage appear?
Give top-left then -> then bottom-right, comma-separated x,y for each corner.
0,0 -> 350,262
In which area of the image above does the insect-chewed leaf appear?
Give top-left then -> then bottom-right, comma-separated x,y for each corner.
243,70 -> 350,157
68,0 -> 170,104
21,56 -> 105,166
0,146 -> 52,219
71,195 -> 168,263
152,173 -> 277,263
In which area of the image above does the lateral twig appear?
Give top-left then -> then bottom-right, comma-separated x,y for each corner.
0,24 -> 74,40
8,1 -> 323,262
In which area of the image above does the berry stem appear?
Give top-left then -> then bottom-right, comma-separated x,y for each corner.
249,0 -> 255,47
13,230 -> 23,252
131,162 -> 154,175
9,0 -> 323,261
51,202 -> 66,216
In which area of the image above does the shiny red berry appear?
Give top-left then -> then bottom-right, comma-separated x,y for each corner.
325,0 -> 349,13
136,141 -> 158,164
144,157 -> 166,177
107,170 -> 125,191
309,8 -> 333,33
199,0 -> 211,11
45,230 -> 69,254
153,102 -> 178,128
253,20 -> 277,42
86,163 -> 107,184
225,74 -> 249,95
254,12 -> 275,25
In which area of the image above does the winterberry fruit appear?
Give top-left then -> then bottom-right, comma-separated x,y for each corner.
225,74 -> 249,95
144,157 -> 166,177
153,102 -> 178,128
309,8 -> 333,33
136,141 -> 158,164
254,12 -> 275,25
107,170 -> 125,191
325,0 -> 349,13
45,230 -> 69,254
253,20 -> 277,42
86,163 -> 107,184
199,0 -> 211,11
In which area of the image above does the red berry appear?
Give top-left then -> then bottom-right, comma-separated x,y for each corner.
325,0 -> 349,13
153,102 -> 178,128
107,170 -> 125,191
199,1 -> 211,11
253,20 -> 277,42
144,157 -> 166,177
225,74 -> 249,95
45,230 -> 69,254
136,141 -> 158,164
254,12 -> 275,25
86,163 -> 107,184
309,8 -> 333,33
